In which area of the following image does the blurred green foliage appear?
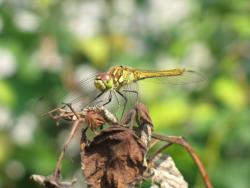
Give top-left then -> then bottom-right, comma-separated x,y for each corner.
0,0 -> 249,188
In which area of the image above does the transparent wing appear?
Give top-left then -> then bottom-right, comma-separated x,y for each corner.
62,75 -> 97,108
120,82 -> 139,105
38,74 -> 107,115
104,82 -> 139,118
140,69 -> 207,87
61,74 -> 113,111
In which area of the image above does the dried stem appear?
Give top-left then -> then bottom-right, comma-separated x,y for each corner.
152,133 -> 213,188
53,119 -> 84,178
148,142 -> 173,163
32,103 -> 213,188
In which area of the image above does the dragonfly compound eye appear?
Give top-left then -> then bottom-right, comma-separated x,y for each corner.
95,73 -> 113,91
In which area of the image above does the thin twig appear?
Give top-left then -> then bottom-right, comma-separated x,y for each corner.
148,142 -> 173,163
152,133 -> 213,188
53,119 -> 84,178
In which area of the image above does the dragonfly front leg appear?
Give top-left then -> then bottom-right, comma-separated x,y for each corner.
103,90 -> 113,106
79,91 -> 106,109
91,91 -> 105,104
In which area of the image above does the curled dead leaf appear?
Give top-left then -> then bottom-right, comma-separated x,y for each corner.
81,127 -> 147,188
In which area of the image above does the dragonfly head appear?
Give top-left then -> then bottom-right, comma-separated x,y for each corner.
94,73 -> 114,91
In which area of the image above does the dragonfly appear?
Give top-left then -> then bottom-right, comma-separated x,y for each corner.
48,65 -> 204,118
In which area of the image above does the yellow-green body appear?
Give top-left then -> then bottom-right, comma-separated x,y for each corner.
94,65 -> 186,92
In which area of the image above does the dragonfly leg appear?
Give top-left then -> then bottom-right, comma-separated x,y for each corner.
91,91 -> 113,107
80,91 -> 106,109
117,90 -> 127,118
68,91 -> 106,111
90,91 -> 105,105
103,90 -> 113,106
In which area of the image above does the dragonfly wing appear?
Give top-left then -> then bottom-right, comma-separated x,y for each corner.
146,70 -> 206,86
107,82 -> 139,116
120,82 -> 139,105
41,74 -> 101,113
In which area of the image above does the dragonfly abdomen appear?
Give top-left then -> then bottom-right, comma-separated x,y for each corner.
134,68 -> 186,81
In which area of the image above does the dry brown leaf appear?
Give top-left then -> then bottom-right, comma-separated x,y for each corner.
81,127 -> 147,188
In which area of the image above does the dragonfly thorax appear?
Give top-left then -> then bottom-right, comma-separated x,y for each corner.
94,73 -> 114,91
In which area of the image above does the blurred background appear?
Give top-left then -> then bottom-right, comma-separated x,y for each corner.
0,0 -> 250,187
